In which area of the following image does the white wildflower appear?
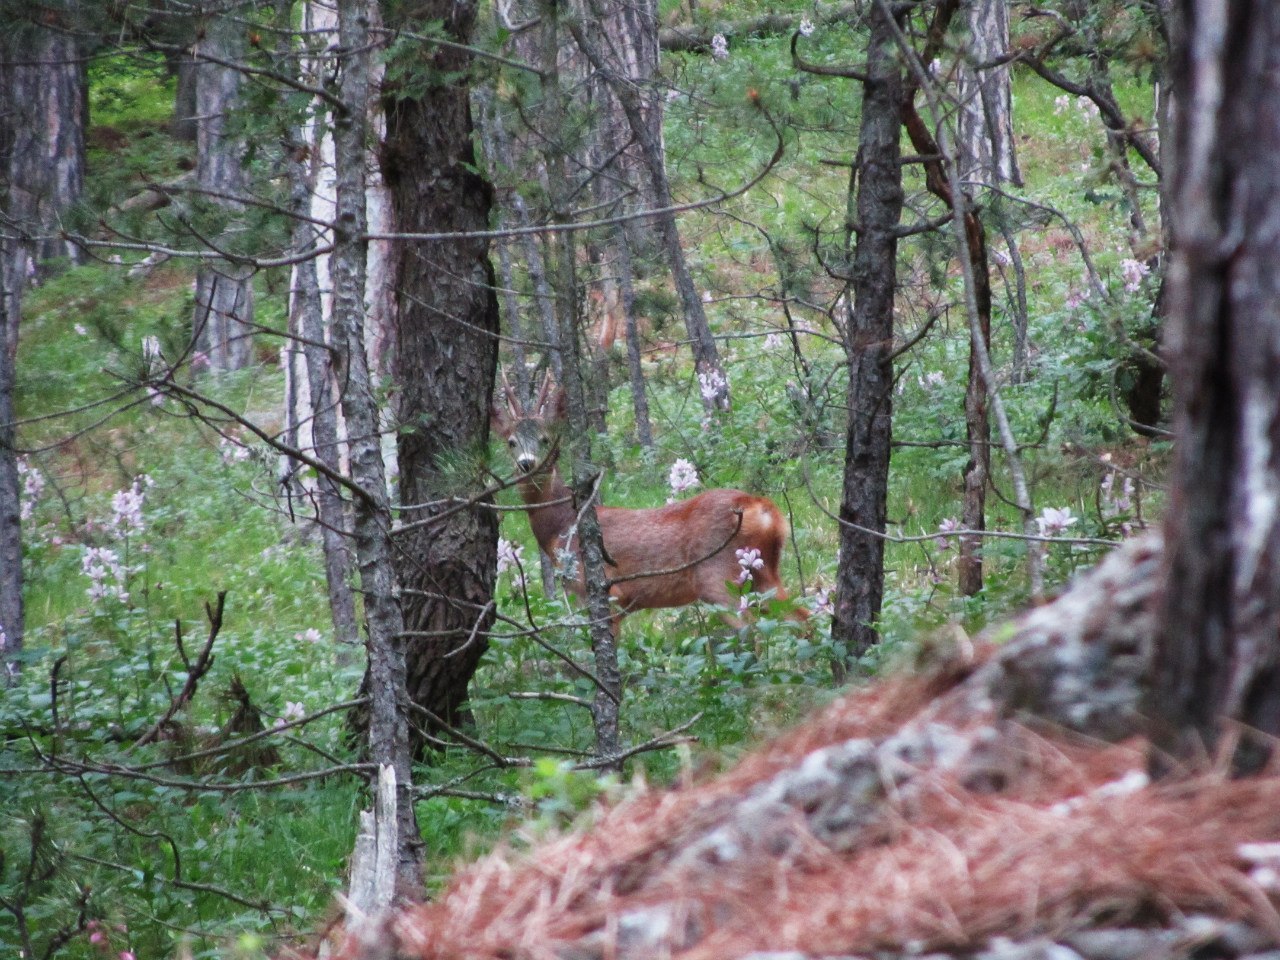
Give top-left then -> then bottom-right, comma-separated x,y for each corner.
109,479 -> 147,536
82,546 -> 129,604
1035,506 -> 1077,537
710,33 -> 729,60
735,546 -> 764,584
697,368 -> 728,404
276,700 -> 307,728
18,459 -> 44,522
496,537 -> 525,576
1101,472 -> 1135,516
798,17 -> 815,36
667,458 -> 700,499
1121,257 -> 1150,293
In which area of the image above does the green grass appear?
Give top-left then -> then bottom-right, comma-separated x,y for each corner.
2,20 -> 1172,960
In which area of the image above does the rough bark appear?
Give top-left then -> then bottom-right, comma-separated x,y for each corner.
2,25 -> 86,280
902,47 -> 992,598
543,0 -> 622,760
0,247 -> 19,681
955,0 -> 1021,187
1147,0 -> 1280,773
0,23 -> 87,677
616,230 -> 654,448
589,0 -> 663,254
332,0 -> 423,891
568,11 -> 729,413
170,52 -> 199,142
283,75 -> 359,652
380,0 -> 500,758
191,2 -> 254,371
831,4 -> 904,668
0,53 -> 21,681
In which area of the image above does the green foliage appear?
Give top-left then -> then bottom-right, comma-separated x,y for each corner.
4,5 -> 1174,957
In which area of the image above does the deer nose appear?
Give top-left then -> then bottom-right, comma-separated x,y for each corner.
515,454 -> 538,473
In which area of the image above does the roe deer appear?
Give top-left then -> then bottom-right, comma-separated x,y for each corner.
491,372 -> 806,632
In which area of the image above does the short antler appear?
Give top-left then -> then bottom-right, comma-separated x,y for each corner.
533,370 -> 556,418
498,364 -> 523,415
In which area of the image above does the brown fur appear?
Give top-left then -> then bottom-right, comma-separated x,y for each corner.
491,381 -> 804,629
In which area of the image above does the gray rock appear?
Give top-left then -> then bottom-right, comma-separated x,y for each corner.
975,938 -> 1084,960
1061,928 -> 1178,960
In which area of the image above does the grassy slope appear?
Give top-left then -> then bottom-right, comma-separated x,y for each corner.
2,30 -> 1167,960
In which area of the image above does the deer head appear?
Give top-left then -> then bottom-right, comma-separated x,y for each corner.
491,368 -> 565,476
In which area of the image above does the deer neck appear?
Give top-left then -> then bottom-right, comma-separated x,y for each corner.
517,464 -> 578,557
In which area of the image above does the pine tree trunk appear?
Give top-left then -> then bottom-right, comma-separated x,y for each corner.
380,0 -> 500,757
955,0 -> 1021,187
0,24 -> 88,677
171,54 -> 199,142
332,0 -> 423,890
831,3 -> 904,670
902,37 -> 993,598
3,28 -> 86,272
286,151 -> 360,652
616,231 -> 654,448
192,4 -> 254,371
568,11 -> 728,412
278,0 -> 360,653
0,251 -> 20,682
1147,0 -> 1280,773
545,0 -> 623,762
593,0 -> 664,254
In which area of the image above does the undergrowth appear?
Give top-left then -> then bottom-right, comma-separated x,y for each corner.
1,27 -> 1170,960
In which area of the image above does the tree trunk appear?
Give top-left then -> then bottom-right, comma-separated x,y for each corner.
591,0 -> 664,255
568,11 -> 729,412
2,27 -> 86,274
191,4 -> 254,371
284,115 -> 360,651
380,0 -> 500,758
544,0 -> 622,761
0,249 -> 20,682
616,230 -> 654,448
171,54 -> 199,142
831,3 -> 904,669
903,43 -> 993,598
1,49 -> 22,682
1147,0 -> 1280,773
955,0 -> 1021,187
332,0 -> 423,891
0,24 -> 88,677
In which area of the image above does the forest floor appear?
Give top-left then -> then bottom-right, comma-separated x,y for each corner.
318,536 -> 1280,960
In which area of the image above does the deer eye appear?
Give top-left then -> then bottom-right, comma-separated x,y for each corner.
508,438 -> 517,448
539,436 -> 549,446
